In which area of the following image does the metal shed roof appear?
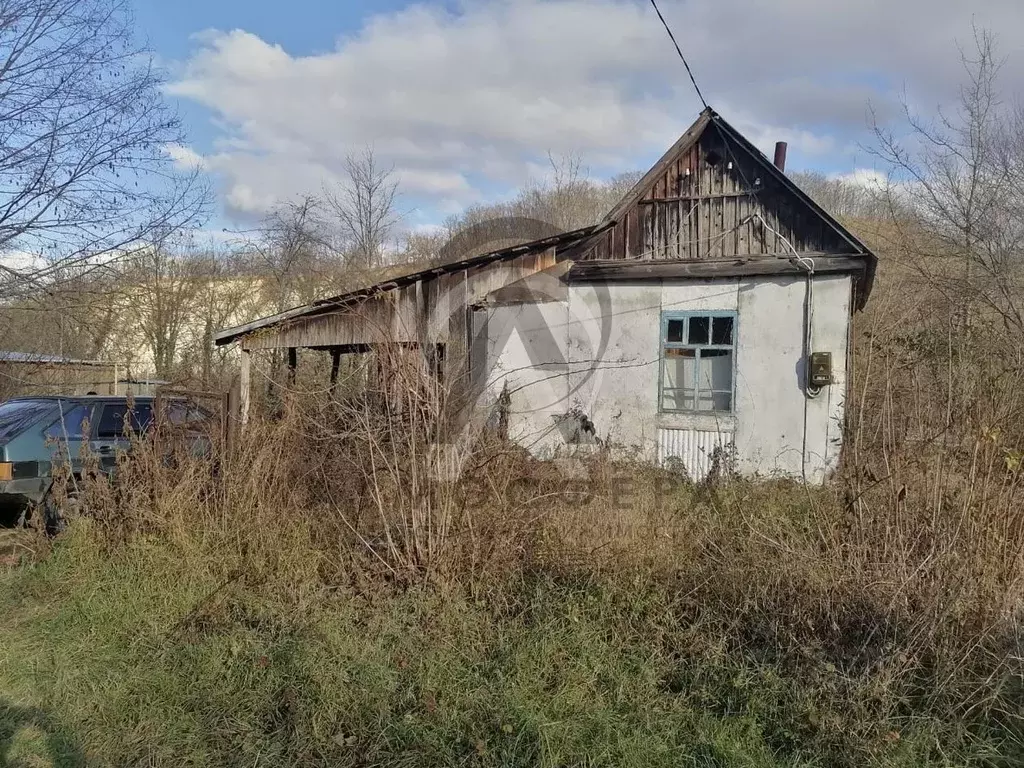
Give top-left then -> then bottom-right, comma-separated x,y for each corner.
215,223 -> 610,346
0,351 -> 114,367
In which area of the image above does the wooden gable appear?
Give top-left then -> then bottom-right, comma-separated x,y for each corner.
574,108 -> 871,265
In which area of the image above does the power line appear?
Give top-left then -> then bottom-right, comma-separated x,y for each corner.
648,1 -> 752,193
648,0 -> 708,110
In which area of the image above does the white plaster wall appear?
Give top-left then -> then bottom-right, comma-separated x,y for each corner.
563,281 -> 663,455
481,301 -> 570,452
733,274 -> 850,482
563,280 -> 745,457
483,273 -> 852,482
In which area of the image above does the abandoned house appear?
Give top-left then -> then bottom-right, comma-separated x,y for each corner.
216,108 -> 876,483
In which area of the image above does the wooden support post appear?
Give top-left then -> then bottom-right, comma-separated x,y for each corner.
329,348 -> 341,394
287,347 -> 297,385
468,307 -> 487,397
433,343 -> 445,385
223,385 -> 235,452
239,349 -> 251,428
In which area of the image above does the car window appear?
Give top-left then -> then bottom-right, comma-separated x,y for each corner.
44,404 -> 92,440
96,403 -> 154,438
0,399 -> 61,443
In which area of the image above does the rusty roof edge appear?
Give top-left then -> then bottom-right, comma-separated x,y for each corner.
214,222 -> 610,346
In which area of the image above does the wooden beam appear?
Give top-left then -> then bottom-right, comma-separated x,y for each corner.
637,191 -> 756,203
329,348 -> 341,393
239,350 -> 251,428
567,255 -> 868,283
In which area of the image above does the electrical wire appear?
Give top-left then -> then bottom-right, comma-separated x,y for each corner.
631,213 -> 756,261
648,0 -> 708,110
646,2 -> 782,246
751,213 -> 813,269
648,0 -> 784,266
750,212 -> 820,483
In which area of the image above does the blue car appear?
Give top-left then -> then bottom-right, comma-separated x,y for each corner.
0,395 -> 210,530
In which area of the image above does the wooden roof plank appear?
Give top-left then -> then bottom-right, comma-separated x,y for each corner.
215,222 -> 611,346
567,254 -> 870,284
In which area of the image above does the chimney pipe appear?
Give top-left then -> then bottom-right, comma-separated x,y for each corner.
773,141 -> 788,172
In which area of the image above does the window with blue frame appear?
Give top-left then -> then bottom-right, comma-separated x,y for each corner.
660,311 -> 737,413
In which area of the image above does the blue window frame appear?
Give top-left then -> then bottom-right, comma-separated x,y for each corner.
660,311 -> 737,413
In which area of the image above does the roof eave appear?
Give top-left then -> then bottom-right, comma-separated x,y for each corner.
567,254 -> 871,286
215,222 -> 611,346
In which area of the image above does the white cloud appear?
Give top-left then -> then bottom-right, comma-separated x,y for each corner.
832,168 -> 888,192
166,0 -> 1024,221
164,143 -> 207,171
0,249 -> 46,273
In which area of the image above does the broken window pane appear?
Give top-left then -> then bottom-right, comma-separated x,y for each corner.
695,350 -> 732,412
662,388 -> 695,411
688,315 -> 712,346
696,391 -> 733,412
712,316 -> 734,345
698,349 -> 732,388
666,319 -> 685,343
663,348 -> 696,388
688,316 -> 710,345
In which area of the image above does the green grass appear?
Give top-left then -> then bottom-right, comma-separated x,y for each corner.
0,522 -> 998,768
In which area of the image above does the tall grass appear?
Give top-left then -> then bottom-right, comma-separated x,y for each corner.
3,254 -> 1024,765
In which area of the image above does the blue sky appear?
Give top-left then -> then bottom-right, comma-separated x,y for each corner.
133,0 -> 410,217
133,0 -> 1024,233
134,0 -> 393,60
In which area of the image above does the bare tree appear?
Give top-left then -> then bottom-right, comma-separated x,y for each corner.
325,149 -> 399,270
0,0 -> 207,299
871,28 -> 1024,334
390,154 -> 643,269
189,250 -> 262,386
789,171 -> 889,220
248,196 -> 338,313
516,152 -> 592,231
858,27 -> 1024,444
121,243 -> 205,380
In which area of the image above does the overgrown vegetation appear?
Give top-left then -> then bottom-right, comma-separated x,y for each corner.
3,239 -> 1024,765
2,17 -> 1024,768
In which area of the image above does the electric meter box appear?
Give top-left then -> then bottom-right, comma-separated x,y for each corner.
809,352 -> 833,388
